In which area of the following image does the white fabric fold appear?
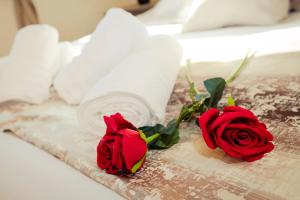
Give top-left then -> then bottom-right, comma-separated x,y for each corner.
183,0 -> 290,32
138,0 -> 195,25
0,25 -> 59,104
54,8 -> 148,104
78,36 -> 182,136
52,42 -> 77,78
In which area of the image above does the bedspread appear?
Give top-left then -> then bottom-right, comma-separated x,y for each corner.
0,52 -> 299,200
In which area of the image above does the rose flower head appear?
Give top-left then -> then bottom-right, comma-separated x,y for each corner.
198,106 -> 274,162
97,113 -> 147,175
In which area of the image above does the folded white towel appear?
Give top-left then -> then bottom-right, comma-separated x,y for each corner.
78,36 -> 182,136
54,8 -> 148,104
0,25 -> 59,104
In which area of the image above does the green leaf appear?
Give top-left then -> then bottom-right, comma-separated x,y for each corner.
131,156 -> 146,174
203,77 -> 226,108
139,119 -> 180,149
227,96 -> 236,106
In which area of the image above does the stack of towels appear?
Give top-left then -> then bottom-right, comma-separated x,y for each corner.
0,8 -> 182,137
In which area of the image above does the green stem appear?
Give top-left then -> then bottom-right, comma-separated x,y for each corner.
176,114 -> 184,127
146,133 -> 160,144
176,93 -> 207,125
185,59 -> 200,95
185,59 -> 193,84
226,51 -> 255,84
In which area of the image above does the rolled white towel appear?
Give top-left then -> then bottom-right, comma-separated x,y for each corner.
78,35 -> 182,137
0,24 -> 59,104
54,8 -> 148,104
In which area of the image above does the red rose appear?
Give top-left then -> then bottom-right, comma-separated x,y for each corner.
198,106 -> 274,162
97,113 -> 147,175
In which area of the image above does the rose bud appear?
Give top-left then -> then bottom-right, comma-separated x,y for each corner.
198,106 -> 274,162
97,113 -> 147,175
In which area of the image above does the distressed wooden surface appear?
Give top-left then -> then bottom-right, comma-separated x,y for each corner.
0,53 -> 300,200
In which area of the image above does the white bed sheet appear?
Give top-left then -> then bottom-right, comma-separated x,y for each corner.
1,11 -> 300,200
146,11 -> 300,62
72,11 -> 300,63
0,133 -> 124,200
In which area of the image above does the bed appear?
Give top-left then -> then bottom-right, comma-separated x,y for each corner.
1,11 -> 300,200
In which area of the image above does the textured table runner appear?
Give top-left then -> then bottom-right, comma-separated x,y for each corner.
0,52 -> 299,199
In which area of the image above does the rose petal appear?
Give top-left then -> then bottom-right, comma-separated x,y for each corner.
226,124 -> 273,142
226,129 -> 238,144
97,136 -> 113,170
236,132 -> 252,145
263,142 -> 275,153
225,129 -> 258,149
112,113 -> 136,131
120,129 -> 147,171
243,153 -> 265,162
102,143 -> 112,159
215,121 -> 229,141
223,106 -> 256,116
210,111 -> 257,131
242,143 -> 274,162
104,113 -> 137,135
215,137 -> 243,159
257,122 -> 273,141
111,135 -> 123,170
198,108 -> 220,149
214,123 -> 243,159
223,107 -> 273,141
234,142 -> 274,157
105,166 -> 118,174
104,115 -> 118,135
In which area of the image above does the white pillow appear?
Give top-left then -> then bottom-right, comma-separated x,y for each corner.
138,0 -> 196,24
183,0 -> 290,32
